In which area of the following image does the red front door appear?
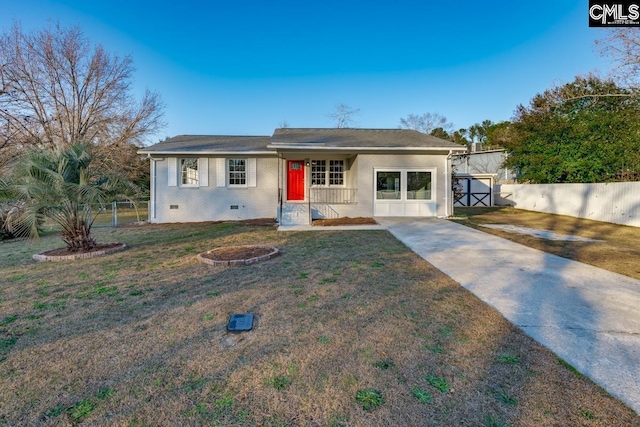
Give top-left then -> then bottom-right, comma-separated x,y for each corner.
287,160 -> 305,200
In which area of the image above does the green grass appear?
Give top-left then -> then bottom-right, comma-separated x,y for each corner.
495,392 -> 517,406
0,315 -> 18,326
424,375 -> 450,394
267,375 -> 292,391
484,415 -> 509,427
318,335 -> 330,344
499,355 -> 519,364
0,336 -> 17,351
355,389 -> 385,411
69,398 -> 96,421
412,387 -> 433,403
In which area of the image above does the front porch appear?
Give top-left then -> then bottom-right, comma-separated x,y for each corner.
279,187 -> 359,226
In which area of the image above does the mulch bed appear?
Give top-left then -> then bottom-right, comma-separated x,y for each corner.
312,217 -> 377,226
39,243 -> 125,257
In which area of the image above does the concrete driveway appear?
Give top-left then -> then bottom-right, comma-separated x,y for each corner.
377,217 -> 640,415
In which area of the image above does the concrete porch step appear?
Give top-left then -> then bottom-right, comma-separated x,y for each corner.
280,203 -> 310,226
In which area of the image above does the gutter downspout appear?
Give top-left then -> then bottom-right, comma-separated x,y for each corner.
444,150 -> 453,217
148,155 -> 163,222
277,154 -> 283,224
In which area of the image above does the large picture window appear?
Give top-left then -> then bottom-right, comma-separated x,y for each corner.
376,171 -> 401,199
376,170 -> 432,200
407,171 -> 432,199
228,159 -> 246,186
181,158 -> 198,185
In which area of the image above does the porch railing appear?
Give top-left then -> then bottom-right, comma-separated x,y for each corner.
309,188 -> 357,204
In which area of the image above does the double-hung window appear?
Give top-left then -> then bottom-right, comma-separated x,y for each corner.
329,160 -> 344,185
311,160 -> 326,186
311,159 -> 344,186
168,157 -> 208,187
181,158 -> 199,186
217,158 -> 256,188
228,159 -> 246,186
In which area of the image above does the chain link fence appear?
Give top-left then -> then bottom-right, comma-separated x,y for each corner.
92,201 -> 149,227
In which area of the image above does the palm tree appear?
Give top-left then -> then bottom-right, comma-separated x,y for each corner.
0,143 -> 142,252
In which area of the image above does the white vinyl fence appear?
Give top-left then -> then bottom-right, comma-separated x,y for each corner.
495,182 -> 640,227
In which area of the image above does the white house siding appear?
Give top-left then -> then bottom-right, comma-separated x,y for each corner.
306,153 -> 448,219
150,156 -> 279,223
357,153 -> 448,217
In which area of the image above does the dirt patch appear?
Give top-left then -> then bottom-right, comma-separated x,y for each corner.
312,217 -> 377,226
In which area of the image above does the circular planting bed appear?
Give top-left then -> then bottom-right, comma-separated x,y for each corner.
33,243 -> 127,262
197,245 -> 279,266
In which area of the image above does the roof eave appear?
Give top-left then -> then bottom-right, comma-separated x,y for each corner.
266,145 -> 465,151
138,150 -> 276,156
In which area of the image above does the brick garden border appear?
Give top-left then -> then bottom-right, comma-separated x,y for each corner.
32,243 -> 127,262
197,245 -> 279,266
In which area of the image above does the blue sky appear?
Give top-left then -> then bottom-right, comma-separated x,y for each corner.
1,1 -> 615,142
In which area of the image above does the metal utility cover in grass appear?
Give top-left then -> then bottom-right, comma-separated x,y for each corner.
227,313 -> 254,331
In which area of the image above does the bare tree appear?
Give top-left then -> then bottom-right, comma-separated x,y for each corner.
327,103 -> 360,128
596,28 -> 640,84
398,112 -> 454,134
0,22 -> 165,169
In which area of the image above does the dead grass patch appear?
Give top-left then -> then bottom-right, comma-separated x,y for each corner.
0,222 -> 638,426
454,207 -> 640,280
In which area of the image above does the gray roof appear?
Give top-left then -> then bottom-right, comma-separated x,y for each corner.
139,128 -> 465,155
138,135 -> 273,154
269,128 -> 464,149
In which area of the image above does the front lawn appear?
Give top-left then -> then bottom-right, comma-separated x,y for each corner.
0,222 -> 637,426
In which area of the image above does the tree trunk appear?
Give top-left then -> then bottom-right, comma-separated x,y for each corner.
61,220 -> 96,252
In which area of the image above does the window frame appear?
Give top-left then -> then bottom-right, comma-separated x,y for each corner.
180,158 -> 199,187
227,158 -> 248,187
310,160 -> 327,186
310,159 -> 345,187
374,168 -> 434,201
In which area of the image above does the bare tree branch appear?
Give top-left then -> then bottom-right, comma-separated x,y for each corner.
398,112 -> 453,134
596,28 -> 640,85
0,22 -> 165,166
327,103 -> 360,128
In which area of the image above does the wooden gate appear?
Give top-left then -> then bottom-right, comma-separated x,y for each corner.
454,177 -> 492,207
